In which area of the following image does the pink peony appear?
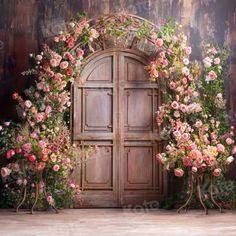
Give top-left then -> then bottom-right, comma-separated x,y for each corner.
25,100 -> 32,108
155,38 -> 163,47
171,101 -> 179,109
213,168 -> 221,177
53,164 -> 60,172
6,150 -> 15,159
217,144 -> 225,153
60,61 -> 69,69
185,46 -> 192,55
174,168 -> 184,177
226,138 -> 234,145
28,154 -> 36,162
1,167 -> 11,178
22,143 -> 32,153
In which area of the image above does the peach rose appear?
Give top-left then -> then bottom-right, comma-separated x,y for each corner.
174,168 -> 184,177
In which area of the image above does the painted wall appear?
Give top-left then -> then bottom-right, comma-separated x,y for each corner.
0,0 -> 236,177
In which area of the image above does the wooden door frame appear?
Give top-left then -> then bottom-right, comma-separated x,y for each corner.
71,48 -> 168,207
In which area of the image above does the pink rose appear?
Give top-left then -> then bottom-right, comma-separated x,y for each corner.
6,150 -> 15,159
22,143 -> 32,153
77,48 -> 84,58
189,143 -> 197,150
53,164 -> 60,172
226,156 -> 234,165
35,113 -> 44,123
174,168 -> 184,177
189,149 -> 202,160
195,121 -> 202,128
156,153 -> 164,164
169,81 -> 176,89
50,59 -> 58,67
1,167 -> 11,178
226,138 -> 234,145
45,105 -> 52,114
182,133 -> 190,140
159,51 -> 165,58
60,61 -> 69,69
208,71 -> 217,81
185,46 -> 192,55
155,38 -> 163,47
28,154 -> 36,162
15,148 -> 22,154
217,144 -> 225,153
213,168 -> 221,177
39,140 -> 46,149
25,100 -> 32,108
16,179 -> 23,185
171,101 -> 179,109
180,104 -> 188,113
183,156 -> 192,167
214,57 -> 220,65
192,166 -> 198,173
232,146 -> 236,154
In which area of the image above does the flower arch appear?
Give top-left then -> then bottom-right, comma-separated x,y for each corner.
0,13 -> 234,214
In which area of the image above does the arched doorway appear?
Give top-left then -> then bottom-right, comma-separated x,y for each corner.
73,48 -> 166,207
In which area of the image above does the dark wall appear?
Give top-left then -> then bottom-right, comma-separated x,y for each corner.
0,0 -> 236,176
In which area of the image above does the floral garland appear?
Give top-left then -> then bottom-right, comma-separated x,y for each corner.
0,13 -> 234,210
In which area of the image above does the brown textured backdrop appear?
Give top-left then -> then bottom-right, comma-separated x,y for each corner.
0,0 -> 236,177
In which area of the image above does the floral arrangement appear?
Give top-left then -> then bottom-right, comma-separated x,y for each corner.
0,13 -> 234,212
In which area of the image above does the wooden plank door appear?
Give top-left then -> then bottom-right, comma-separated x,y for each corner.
73,48 -> 165,207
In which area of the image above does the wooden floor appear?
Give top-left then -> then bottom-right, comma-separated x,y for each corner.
0,209 -> 236,236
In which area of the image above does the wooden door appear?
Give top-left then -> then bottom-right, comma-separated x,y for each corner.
73,48 -> 166,207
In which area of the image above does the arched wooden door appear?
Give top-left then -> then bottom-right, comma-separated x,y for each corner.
73,48 -> 165,207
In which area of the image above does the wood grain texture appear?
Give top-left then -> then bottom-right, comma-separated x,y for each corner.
0,0 -> 236,177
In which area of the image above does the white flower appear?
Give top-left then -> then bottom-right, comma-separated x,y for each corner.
203,57 -> 213,68
183,58 -> 189,65
182,67 -> 190,76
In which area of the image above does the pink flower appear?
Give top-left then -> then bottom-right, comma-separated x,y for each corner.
182,133 -> 190,140
1,167 -> 11,178
189,149 -> 202,160
37,162 -> 46,171
171,101 -> 179,109
25,100 -> 32,108
174,168 -> 184,177
39,140 -> 46,149
159,51 -> 165,58
189,143 -> 197,150
50,59 -> 58,67
169,81 -> 176,89
185,46 -> 192,55
90,29 -> 99,39
16,179 -> 23,185
35,113 -> 44,123
155,38 -> 163,47
217,144 -> 225,153
232,146 -> 236,154
15,148 -> 22,154
180,104 -> 188,113
226,138 -> 234,145
53,164 -> 60,172
22,143 -> 32,153
226,156 -> 234,165
156,153 -> 164,164
60,61 -> 69,69
45,105 -> 52,114
213,168 -> 221,177
6,150 -> 15,159
77,48 -> 84,58
47,195 -> 54,204
192,166 -> 198,173
28,154 -> 36,162
207,71 -> 217,81
183,156 -> 192,167
214,57 -> 220,65
195,120 -> 202,128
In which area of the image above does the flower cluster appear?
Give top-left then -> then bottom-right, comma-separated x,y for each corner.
150,22 -> 234,179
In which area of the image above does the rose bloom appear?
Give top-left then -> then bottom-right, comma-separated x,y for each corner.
15,148 -> 22,154
60,61 -> 69,69
232,146 -> 236,154
189,143 -> 197,150
226,156 -> 234,165
159,51 -> 165,58
195,120 -> 202,128
50,153 -> 57,162
171,101 -> 179,109
208,70 -> 217,81
183,156 -> 192,167
182,67 -> 190,76
213,168 -> 221,177
50,58 -> 58,67
37,162 -> 46,171
192,166 -> 198,173
217,143 -> 225,153
226,138 -> 234,145
174,168 -> 184,177
155,38 -> 163,47
183,58 -> 189,65
42,154 -> 49,162
180,104 -> 188,113
214,57 -> 220,65
53,164 -> 60,172
169,81 -> 176,89
156,153 -> 164,164
22,143 -> 32,153
39,140 -> 46,149
189,149 -> 202,160
6,150 -> 15,159
16,135 -> 23,143
77,48 -> 84,58
1,167 -> 12,178
185,46 -> 192,55
16,179 -> 23,185
28,154 -> 36,162
173,111 -> 180,118
45,105 -> 52,114
25,100 -> 32,108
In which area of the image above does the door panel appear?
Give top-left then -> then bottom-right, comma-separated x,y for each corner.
73,49 -> 165,207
